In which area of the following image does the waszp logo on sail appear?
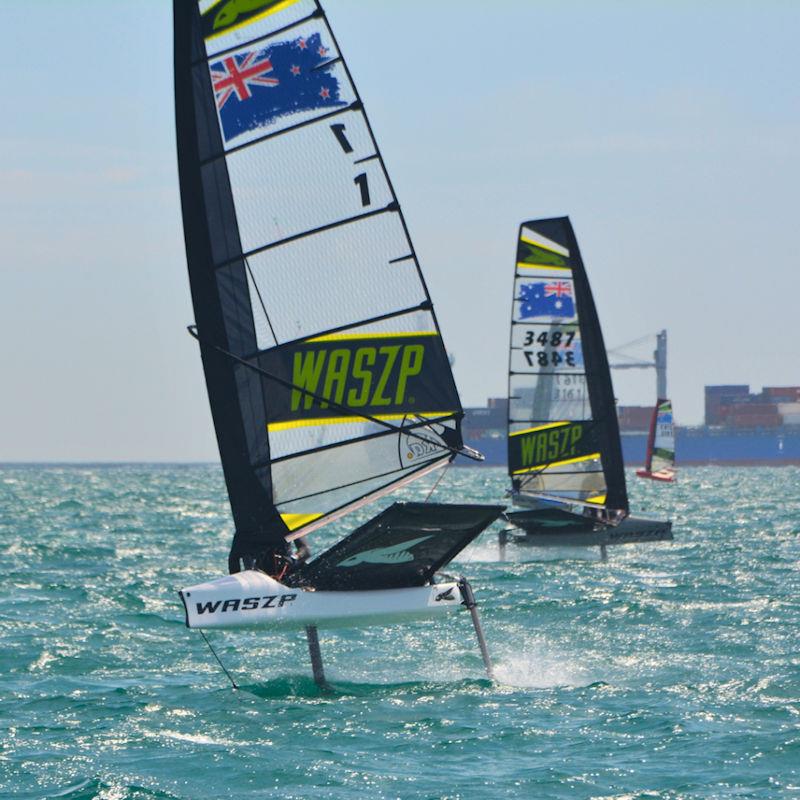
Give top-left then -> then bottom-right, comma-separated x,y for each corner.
291,344 -> 425,411
520,425 -> 583,467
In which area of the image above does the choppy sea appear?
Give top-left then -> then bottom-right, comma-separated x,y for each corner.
1,465 -> 799,799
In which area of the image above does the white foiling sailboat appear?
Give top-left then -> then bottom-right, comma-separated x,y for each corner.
173,0 -> 502,684
502,218 -> 672,557
637,399 -> 677,482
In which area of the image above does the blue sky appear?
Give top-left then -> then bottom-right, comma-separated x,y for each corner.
2,1 -> 798,460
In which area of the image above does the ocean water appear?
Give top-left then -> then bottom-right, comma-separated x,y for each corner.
1,465 -> 799,800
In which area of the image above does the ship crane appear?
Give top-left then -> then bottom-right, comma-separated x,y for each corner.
608,329 -> 668,399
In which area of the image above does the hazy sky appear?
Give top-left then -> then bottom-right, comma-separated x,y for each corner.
2,1 -> 798,461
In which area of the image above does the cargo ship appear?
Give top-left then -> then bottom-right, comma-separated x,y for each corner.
461,385 -> 800,467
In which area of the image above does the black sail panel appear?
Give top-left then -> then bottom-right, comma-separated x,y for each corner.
175,1 -> 284,555
174,0 -> 467,558
507,217 -> 628,513
565,220 -> 627,511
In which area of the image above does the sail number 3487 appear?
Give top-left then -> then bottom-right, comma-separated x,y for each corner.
521,329 -> 578,368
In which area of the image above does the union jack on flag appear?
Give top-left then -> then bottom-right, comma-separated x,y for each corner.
518,281 -> 576,320
211,52 -> 279,110
544,281 -> 573,299
209,32 -> 347,144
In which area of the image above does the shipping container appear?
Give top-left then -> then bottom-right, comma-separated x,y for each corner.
729,414 -> 782,428
764,386 -> 800,399
731,403 -> 779,416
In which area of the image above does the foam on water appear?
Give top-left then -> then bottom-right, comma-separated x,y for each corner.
493,643 -> 597,690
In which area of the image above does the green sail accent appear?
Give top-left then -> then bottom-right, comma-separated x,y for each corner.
202,0 -> 300,40
517,239 -> 569,268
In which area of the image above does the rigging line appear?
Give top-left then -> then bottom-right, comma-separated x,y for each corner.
199,630 -> 239,691
423,461 -> 450,503
244,257 -> 278,345
187,326 -> 482,462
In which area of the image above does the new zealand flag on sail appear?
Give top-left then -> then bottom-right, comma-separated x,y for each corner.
518,281 -> 576,319
210,32 -> 347,143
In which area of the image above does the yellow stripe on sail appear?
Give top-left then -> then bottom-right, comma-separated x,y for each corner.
307,330 -> 439,343
511,452 -> 601,475
204,0 -> 302,41
280,512 -> 323,531
268,411 -> 456,433
585,494 -> 607,505
509,421 -> 570,438
519,234 -> 568,257
516,261 -> 572,272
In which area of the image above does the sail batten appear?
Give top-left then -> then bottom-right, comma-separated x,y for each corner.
200,100 -> 357,164
199,2 -> 320,59
175,0 -> 466,555
241,302 -> 432,360
215,204 -> 399,268
506,218 -> 628,514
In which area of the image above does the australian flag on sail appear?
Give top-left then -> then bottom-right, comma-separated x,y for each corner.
518,281 -> 576,319
210,32 -> 347,143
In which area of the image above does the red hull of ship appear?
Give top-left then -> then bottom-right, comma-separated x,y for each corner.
636,469 -> 675,483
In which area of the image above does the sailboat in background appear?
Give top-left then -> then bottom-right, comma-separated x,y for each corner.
637,399 -> 677,482
502,217 -> 672,557
173,0 -> 503,684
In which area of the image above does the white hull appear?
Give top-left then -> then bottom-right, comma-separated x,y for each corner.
180,570 -> 463,631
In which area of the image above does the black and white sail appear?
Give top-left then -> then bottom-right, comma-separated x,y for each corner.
507,218 -> 628,517
174,0 -> 473,566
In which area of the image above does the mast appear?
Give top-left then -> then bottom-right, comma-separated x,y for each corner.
643,403 -> 658,473
174,0 -> 285,560
655,330 -> 668,400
